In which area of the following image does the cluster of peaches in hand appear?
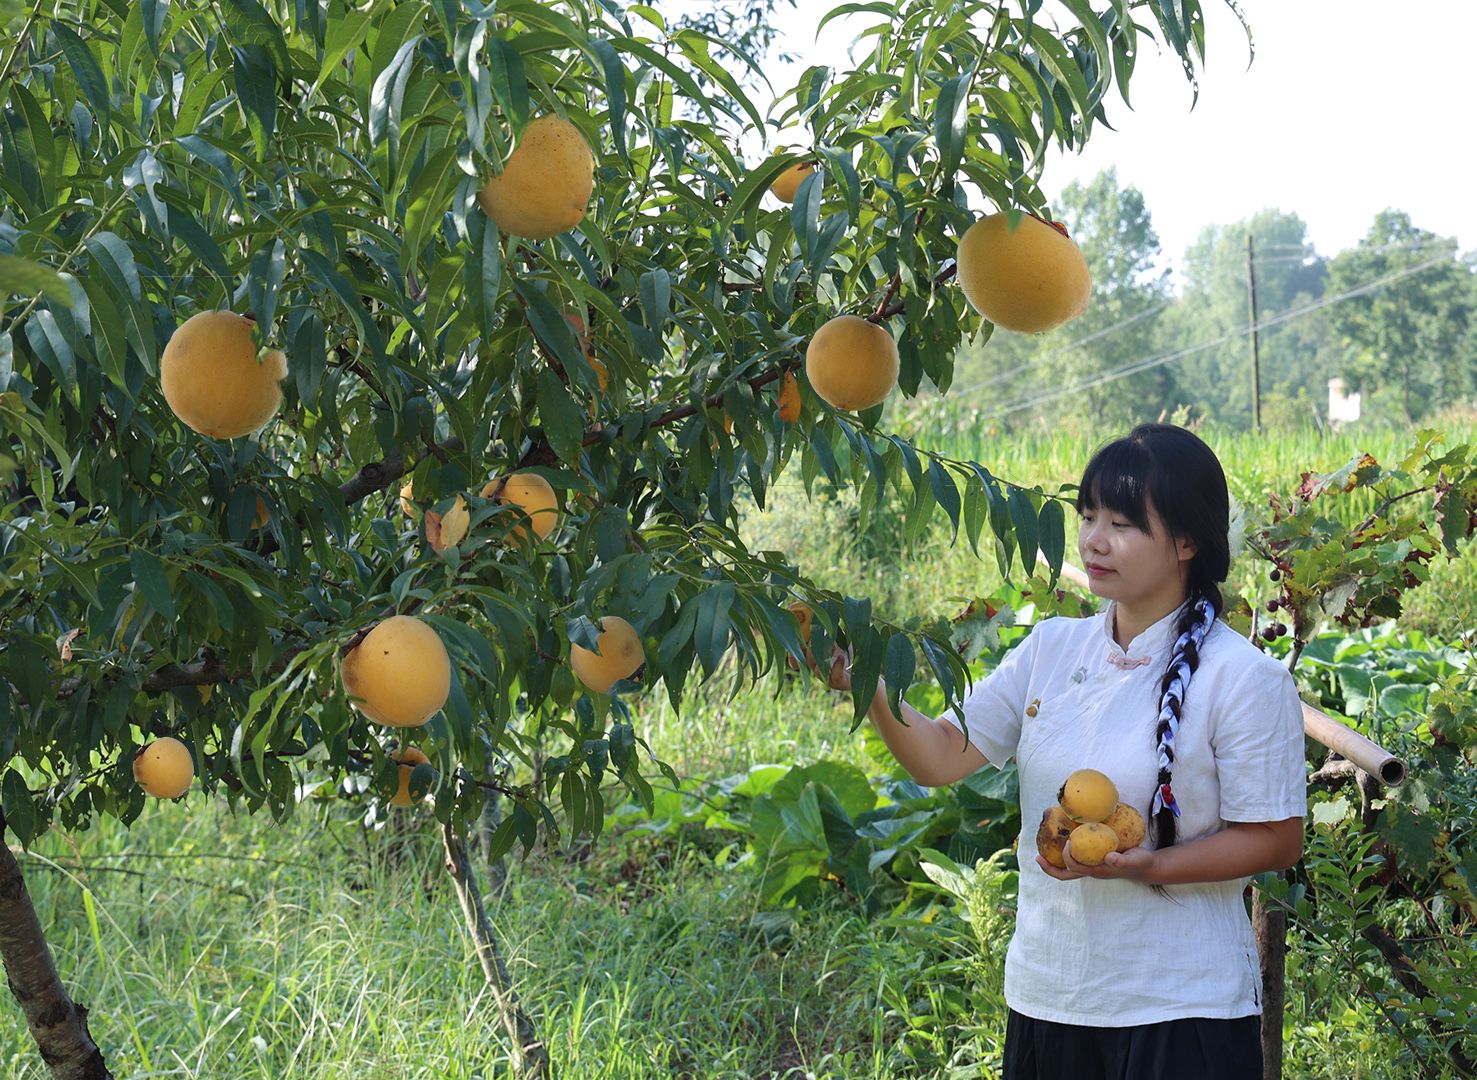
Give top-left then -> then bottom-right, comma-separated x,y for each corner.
1035,769 -> 1146,868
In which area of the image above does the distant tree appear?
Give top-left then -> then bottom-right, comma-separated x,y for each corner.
1323,210 -> 1475,423
1039,168 -> 1173,428
1163,209 -> 1327,428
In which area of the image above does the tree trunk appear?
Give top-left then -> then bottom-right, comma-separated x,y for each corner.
0,812 -> 113,1079
441,823 -> 547,1078
1253,887 -> 1286,1080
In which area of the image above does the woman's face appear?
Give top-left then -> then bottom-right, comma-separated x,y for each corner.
1076,497 -> 1196,612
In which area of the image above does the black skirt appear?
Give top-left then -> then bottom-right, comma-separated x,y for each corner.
1003,1008 -> 1262,1080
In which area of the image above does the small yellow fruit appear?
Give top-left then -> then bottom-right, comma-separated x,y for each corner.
770,160 -> 815,204
252,495 -> 270,530
481,473 -> 560,543
160,311 -> 288,438
1057,768 -> 1119,823
569,615 -> 645,693
426,493 -> 470,552
197,684 -> 213,705
1103,803 -> 1147,852
564,312 -> 589,350
389,746 -> 431,808
587,357 -> 609,418
133,737 -> 194,798
399,480 -> 418,518
805,314 -> 899,412
342,615 -> 452,728
777,370 -> 801,423
1067,821 -> 1119,867
564,314 -> 609,415
1035,805 -> 1076,869
956,212 -> 1091,333
785,601 -> 814,671
476,115 -> 594,241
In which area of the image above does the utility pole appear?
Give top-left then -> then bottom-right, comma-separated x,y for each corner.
1246,230 -> 1262,433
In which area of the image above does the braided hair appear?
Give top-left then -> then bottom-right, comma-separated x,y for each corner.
1077,423 -> 1231,849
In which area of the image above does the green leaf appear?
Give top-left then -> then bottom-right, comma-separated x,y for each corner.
927,458 -> 961,540
1,770 -> 38,845
130,548 -> 176,625
247,237 -> 286,332
369,35 -> 421,170
1038,498 -> 1066,578
919,635 -> 958,714
142,0 -> 170,55
884,631 -> 915,717
298,249 -> 386,360
536,367 -> 584,464
1007,487 -> 1039,577
401,143 -> 463,271
164,205 -> 231,282
790,168 -> 822,263
83,233 -> 157,375
487,38 -> 529,130
51,23 -> 111,134
639,268 -> 670,336
24,309 -> 75,394
232,44 -> 278,158
693,581 -> 735,676
313,5 -> 377,99
933,69 -> 972,186
0,254 -> 72,307
591,38 -> 628,161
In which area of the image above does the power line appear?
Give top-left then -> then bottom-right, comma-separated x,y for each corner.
981,250 -> 1455,420
940,298 -> 1176,401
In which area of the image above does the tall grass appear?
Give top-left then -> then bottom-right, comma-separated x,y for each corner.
2,786 -> 928,1079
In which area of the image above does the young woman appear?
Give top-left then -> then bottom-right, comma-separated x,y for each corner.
821,424 -> 1305,1079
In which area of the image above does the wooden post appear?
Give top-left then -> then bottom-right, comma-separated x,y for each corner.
1253,887 -> 1287,1080
1247,230 -> 1262,433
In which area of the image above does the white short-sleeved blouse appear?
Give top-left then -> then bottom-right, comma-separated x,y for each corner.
942,599 -> 1307,1026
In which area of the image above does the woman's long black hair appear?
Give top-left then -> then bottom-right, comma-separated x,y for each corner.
1076,423 -> 1231,848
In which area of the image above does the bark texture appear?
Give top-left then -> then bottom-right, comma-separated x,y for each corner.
1252,887 -> 1286,1080
0,812 -> 113,1079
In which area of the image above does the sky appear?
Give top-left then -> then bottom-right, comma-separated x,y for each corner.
714,0 -> 1477,268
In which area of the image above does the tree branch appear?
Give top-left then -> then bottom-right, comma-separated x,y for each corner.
336,437 -> 466,506
580,362 -> 795,448
869,260 -> 957,323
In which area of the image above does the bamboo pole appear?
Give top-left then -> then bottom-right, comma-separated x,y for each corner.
1043,556 -> 1407,787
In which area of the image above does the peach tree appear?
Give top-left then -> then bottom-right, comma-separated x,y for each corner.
0,0 -> 1226,1075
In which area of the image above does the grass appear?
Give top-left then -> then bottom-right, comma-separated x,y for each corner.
3,773 -> 982,1079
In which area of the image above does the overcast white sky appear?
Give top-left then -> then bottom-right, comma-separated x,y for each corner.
694,0 -> 1477,266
